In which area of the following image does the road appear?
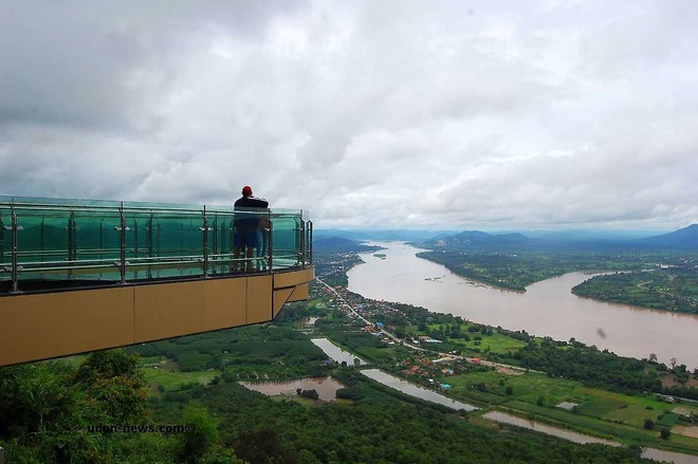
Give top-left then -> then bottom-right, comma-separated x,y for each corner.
315,277 -> 531,374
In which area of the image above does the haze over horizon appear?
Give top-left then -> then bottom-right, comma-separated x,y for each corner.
1,1 -> 696,231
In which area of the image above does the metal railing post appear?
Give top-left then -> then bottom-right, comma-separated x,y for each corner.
229,222 -> 234,267
67,211 -> 76,279
146,215 -> 153,257
40,217 -> 45,261
99,218 -> 104,260
220,219 -> 226,252
133,218 -> 139,258
146,214 -> 153,279
212,215 -> 218,256
119,203 -> 126,284
155,219 -> 161,256
11,207 -> 19,293
68,211 -> 77,262
201,206 -> 209,278
308,220 -> 313,265
299,218 -> 306,268
267,214 -> 274,273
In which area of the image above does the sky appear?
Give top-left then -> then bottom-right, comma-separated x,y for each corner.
1,1 -> 697,231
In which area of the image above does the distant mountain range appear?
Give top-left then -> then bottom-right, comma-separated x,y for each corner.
313,224 -> 698,251
313,229 -> 451,243
638,224 -> 698,248
313,237 -> 383,253
422,224 -> 698,251
428,230 -> 533,247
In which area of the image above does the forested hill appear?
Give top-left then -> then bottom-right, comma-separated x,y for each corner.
423,230 -> 534,250
639,224 -> 698,248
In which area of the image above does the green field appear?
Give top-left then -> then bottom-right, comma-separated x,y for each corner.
139,355 -> 165,364
500,400 -> 698,454
463,332 -> 528,354
143,366 -> 217,392
422,323 -> 528,354
59,354 -> 88,367
445,371 -> 586,406
440,369 -> 698,454
353,345 -> 398,364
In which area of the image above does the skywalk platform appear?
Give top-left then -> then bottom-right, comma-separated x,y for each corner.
0,196 -> 314,366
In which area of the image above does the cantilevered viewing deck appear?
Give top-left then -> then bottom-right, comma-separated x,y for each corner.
0,196 -> 314,366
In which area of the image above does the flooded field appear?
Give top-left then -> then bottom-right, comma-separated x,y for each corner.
483,411 -> 619,446
361,368 -> 477,412
311,338 -> 368,365
239,376 -> 345,402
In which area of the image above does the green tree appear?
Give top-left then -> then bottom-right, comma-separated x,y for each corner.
177,406 -> 219,464
0,362 -> 102,463
75,349 -> 149,424
301,389 -> 320,400
233,427 -> 300,464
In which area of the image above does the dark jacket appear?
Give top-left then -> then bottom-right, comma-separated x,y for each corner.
234,196 -> 269,232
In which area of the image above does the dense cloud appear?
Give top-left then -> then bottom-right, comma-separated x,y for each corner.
1,0 -> 696,230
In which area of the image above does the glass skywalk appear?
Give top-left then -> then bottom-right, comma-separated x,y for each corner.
0,195 -> 312,294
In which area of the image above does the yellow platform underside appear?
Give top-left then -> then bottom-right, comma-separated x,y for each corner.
0,267 -> 313,366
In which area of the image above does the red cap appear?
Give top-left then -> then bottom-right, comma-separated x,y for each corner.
242,185 -> 253,196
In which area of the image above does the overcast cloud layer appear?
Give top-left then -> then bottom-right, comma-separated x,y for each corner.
1,0 -> 696,230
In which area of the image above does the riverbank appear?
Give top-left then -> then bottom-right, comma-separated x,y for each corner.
416,244 -> 698,314
572,271 -> 698,314
347,242 -> 698,369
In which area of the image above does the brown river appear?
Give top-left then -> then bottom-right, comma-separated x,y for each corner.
347,242 -> 698,370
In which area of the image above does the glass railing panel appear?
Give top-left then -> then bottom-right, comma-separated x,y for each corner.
205,203 -> 237,272
0,207 -> 10,283
0,197 -> 312,293
70,208 -> 122,281
123,212 -> 155,281
271,213 -> 301,270
123,208 -> 204,280
9,206 -> 119,283
14,207 -> 73,283
207,212 -> 236,276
